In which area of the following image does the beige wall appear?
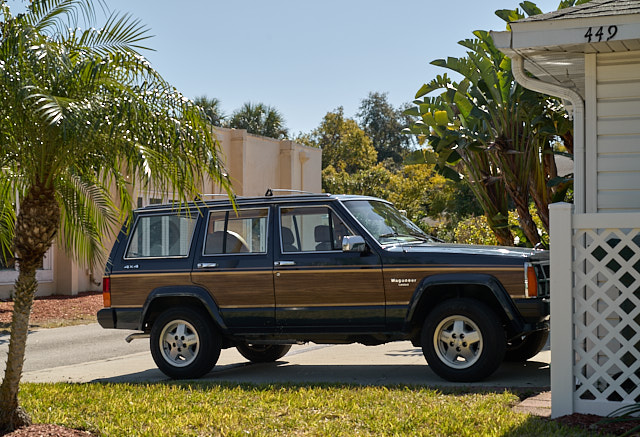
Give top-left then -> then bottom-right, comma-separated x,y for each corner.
214,127 -> 321,196
0,128 -> 321,299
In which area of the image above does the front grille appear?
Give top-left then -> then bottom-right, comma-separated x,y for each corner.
533,260 -> 550,298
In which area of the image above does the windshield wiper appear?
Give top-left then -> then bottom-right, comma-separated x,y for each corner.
379,232 -> 431,242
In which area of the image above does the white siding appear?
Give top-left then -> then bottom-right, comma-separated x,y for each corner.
596,51 -> 640,212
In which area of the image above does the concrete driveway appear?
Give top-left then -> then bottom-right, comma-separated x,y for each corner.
12,324 -> 551,389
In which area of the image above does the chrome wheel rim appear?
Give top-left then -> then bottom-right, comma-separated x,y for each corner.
159,319 -> 200,368
433,315 -> 482,369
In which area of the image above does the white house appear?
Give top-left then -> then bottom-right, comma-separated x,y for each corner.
493,0 -> 640,417
0,127 -> 322,300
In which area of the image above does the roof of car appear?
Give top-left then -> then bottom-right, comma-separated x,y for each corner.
135,192 -> 387,213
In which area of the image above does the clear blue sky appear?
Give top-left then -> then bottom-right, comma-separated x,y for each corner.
11,0 -> 561,135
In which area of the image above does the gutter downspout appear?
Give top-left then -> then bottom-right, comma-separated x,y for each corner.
512,54 -> 584,419
511,55 -> 585,214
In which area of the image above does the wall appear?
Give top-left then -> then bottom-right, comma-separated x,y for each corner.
589,51 -> 640,212
214,127 -> 321,196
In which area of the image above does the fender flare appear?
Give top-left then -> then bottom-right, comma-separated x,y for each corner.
405,273 -> 525,334
140,285 -> 229,334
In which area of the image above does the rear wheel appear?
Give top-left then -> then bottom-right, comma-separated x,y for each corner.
421,298 -> 506,382
236,343 -> 292,363
504,330 -> 549,362
150,307 -> 221,379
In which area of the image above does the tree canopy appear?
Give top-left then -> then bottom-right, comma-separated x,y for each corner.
306,107 -> 378,173
194,95 -> 225,126
227,102 -> 289,139
356,92 -> 414,164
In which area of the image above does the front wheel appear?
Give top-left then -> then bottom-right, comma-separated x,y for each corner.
421,298 -> 506,382
150,307 -> 221,379
236,343 -> 292,363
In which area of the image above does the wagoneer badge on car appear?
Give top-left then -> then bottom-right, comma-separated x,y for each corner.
98,192 -> 550,382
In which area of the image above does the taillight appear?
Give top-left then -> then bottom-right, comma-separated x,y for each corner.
102,277 -> 111,307
525,263 -> 538,298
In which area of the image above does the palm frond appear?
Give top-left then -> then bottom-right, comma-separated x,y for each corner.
74,11 -> 153,57
25,0 -> 97,37
0,177 -> 17,260
54,172 -> 118,268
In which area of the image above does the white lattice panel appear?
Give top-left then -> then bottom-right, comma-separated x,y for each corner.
573,224 -> 640,411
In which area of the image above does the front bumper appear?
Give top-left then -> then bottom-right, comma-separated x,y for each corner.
97,308 -> 142,330
513,298 -> 550,324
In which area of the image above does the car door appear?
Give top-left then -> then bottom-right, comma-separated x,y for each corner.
191,206 -> 275,330
273,203 -> 385,330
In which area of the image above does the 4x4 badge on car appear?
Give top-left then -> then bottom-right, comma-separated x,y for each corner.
123,264 -> 139,270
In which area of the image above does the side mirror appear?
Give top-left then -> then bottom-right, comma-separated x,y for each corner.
342,235 -> 367,253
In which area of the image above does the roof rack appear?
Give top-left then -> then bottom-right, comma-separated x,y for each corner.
195,193 -> 243,200
199,193 -> 237,198
264,188 -> 325,196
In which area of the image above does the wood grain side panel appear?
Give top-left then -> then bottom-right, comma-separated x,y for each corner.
494,270 -> 526,297
383,266 -> 526,305
275,269 -> 384,307
110,273 -> 192,307
192,270 -> 274,308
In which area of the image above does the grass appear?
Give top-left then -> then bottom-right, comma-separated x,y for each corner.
18,383 -> 602,436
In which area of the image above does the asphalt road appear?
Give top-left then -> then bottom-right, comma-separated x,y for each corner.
0,323 -> 147,373
0,323 -> 551,389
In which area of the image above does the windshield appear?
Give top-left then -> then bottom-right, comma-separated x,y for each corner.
343,200 -> 436,246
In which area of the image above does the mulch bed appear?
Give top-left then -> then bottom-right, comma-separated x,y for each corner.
0,291 -> 103,327
550,413 -> 640,436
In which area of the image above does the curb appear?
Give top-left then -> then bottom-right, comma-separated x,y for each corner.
513,391 -> 551,417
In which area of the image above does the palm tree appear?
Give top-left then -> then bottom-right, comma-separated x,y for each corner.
194,95 -> 225,126
227,102 -> 289,139
0,1 -> 231,431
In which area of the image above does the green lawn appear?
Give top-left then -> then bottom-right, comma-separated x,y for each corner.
19,383 -> 598,436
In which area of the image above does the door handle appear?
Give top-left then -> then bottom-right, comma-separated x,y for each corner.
197,262 -> 218,269
274,261 -> 296,267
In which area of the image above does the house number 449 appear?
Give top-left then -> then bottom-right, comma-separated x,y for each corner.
585,25 -> 618,43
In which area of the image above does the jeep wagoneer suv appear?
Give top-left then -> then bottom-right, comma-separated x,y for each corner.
98,192 -> 550,382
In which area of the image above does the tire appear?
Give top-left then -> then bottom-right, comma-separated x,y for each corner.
236,343 -> 292,363
504,330 -> 549,362
421,298 -> 506,382
150,306 -> 221,379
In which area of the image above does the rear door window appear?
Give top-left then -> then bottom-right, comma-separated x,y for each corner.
203,208 -> 269,255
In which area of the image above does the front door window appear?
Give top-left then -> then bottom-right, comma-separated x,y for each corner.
279,206 -> 353,253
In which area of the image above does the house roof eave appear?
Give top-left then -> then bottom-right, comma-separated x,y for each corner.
491,30 -> 586,98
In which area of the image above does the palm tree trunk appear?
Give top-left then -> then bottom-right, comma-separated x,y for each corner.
0,185 -> 60,433
0,267 -> 37,432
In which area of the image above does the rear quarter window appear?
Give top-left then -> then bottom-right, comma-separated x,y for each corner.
125,214 -> 197,258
